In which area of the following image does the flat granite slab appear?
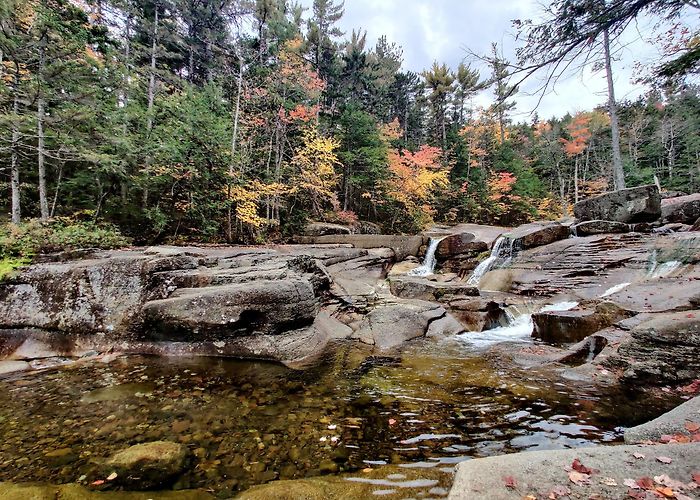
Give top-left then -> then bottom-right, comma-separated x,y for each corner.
449,442 -> 700,499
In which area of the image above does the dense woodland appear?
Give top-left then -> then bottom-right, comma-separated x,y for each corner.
0,0 -> 699,245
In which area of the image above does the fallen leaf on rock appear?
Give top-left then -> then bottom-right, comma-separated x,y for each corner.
654,474 -> 686,489
388,418 -> 396,426
656,456 -> 673,464
627,490 -> 645,499
503,475 -> 517,489
624,478 -> 640,489
637,477 -> 655,490
91,480 -> 105,486
692,472 -> 700,484
685,421 -> 700,433
632,452 -> 645,459
106,472 -> 117,481
362,468 -> 373,473
524,495 -> 536,500
572,458 -> 593,474
568,470 -> 590,485
600,477 -> 618,486
655,486 -> 675,498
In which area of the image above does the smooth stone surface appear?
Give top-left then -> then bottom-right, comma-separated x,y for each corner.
506,221 -> 570,250
532,302 -> 632,344
449,442 -> 700,499
574,184 -> 662,223
625,396 -> 700,444
573,219 -> 630,236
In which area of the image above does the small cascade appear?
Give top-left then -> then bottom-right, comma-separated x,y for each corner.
458,301 -> 578,348
408,236 -> 446,277
648,260 -> 682,279
466,236 -> 518,285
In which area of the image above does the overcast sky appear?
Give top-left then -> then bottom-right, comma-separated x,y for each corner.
299,0 -> 674,121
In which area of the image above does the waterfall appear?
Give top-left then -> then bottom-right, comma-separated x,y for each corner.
408,236 -> 446,277
466,236 -> 516,285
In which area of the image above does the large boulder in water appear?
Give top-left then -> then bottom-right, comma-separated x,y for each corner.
661,193 -> 700,225
532,302 -> 632,344
574,185 -> 661,223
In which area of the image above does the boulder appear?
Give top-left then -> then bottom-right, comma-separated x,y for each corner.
435,232 -> 478,258
573,220 -> 630,236
141,279 -> 319,340
611,310 -> 700,383
293,234 -> 424,261
352,301 -> 450,351
389,277 -> 479,302
574,184 -> 661,223
303,222 -> 352,236
99,441 -> 188,489
446,298 -> 504,331
661,193 -> 700,224
532,302 -> 632,344
507,221 -> 569,250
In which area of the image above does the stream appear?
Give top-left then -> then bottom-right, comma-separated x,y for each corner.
0,337 -> 681,497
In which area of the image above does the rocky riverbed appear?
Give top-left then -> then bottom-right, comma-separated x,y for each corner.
1,185 -> 699,498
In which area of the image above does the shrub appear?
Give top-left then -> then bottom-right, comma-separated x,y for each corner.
0,216 -> 131,261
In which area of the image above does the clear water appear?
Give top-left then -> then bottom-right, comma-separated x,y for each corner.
466,236 -> 514,285
0,337 -> 680,497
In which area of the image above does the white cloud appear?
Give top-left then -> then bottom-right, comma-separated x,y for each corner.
300,0 -> 675,120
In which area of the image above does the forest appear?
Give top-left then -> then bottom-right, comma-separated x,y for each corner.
0,0 -> 698,246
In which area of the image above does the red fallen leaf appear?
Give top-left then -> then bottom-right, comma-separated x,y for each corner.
572,458 -> 593,474
679,380 -> 700,394
685,421 -> 700,433
637,477 -> 655,490
659,434 -> 674,443
388,418 -> 396,425
656,456 -> 673,464
503,476 -> 517,489
627,489 -> 645,499
91,480 -> 105,486
692,471 -> 700,484
687,313 -> 696,318
692,433 -> 700,442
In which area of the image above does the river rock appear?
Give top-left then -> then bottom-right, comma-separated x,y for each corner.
389,277 -> 479,301
532,302 -> 632,344
446,298 -> 504,331
661,193 -> 700,224
506,221 -> 569,250
352,301 -> 451,351
100,441 -> 188,489
574,184 -> 662,223
573,220 -> 630,236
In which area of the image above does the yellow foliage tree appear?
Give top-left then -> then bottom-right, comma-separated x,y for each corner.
290,127 -> 342,217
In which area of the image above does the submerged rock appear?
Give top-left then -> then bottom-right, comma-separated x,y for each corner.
574,184 -> 662,223
99,441 -> 189,490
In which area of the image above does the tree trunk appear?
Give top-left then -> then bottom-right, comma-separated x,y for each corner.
574,156 -> 579,204
38,43 -> 49,221
603,28 -> 625,191
10,71 -> 21,224
226,62 -> 243,241
147,6 -> 159,134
